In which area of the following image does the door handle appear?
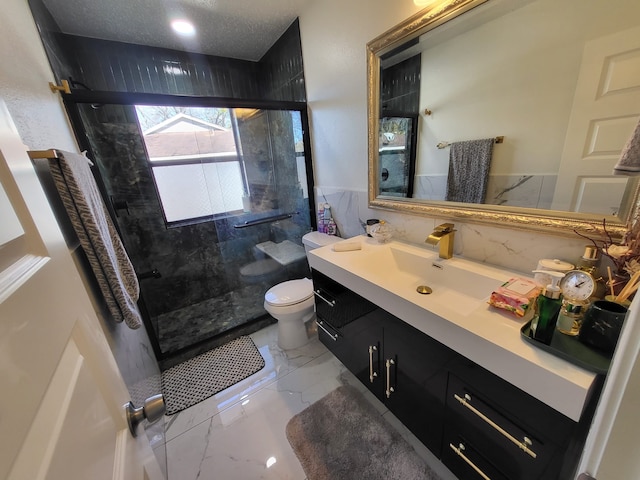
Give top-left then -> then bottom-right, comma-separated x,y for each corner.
368,345 -> 378,383
385,358 -> 395,398
125,394 -> 165,437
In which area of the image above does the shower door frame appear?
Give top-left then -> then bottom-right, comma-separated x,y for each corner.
61,90 -> 317,362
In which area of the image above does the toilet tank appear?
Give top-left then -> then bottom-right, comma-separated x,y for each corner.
302,231 -> 341,255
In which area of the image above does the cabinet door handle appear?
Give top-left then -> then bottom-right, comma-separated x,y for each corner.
449,443 -> 492,480
314,290 -> 336,307
368,345 -> 378,383
385,358 -> 395,398
316,320 -> 338,341
454,393 -> 537,459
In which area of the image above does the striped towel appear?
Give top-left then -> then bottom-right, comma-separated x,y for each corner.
48,150 -> 142,329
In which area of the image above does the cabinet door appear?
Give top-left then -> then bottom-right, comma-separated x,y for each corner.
382,312 -> 455,457
341,310 -> 385,399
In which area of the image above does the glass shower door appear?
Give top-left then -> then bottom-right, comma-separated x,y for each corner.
73,102 -> 313,360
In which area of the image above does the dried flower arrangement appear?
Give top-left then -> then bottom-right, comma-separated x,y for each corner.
575,219 -> 640,276
575,219 -> 640,302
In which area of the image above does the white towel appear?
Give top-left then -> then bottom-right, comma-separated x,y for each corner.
445,138 -> 494,203
613,117 -> 640,175
48,150 -> 142,329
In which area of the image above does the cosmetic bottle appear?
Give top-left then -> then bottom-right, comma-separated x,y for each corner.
530,270 -> 564,345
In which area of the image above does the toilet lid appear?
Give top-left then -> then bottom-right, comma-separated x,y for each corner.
265,278 -> 313,306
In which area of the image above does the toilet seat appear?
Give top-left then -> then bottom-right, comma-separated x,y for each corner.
265,278 -> 313,307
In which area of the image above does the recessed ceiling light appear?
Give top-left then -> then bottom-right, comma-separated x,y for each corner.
171,19 -> 196,36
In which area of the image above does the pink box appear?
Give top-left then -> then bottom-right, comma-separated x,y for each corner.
489,277 -> 542,317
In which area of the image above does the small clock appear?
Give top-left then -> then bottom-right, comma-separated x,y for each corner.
560,269 -> 596,301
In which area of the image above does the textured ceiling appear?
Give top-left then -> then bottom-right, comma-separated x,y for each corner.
42,0 -> 313,61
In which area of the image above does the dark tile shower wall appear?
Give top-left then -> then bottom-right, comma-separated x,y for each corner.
57,34 -> 263,98
259,19 -> 307,102
32,4 -> 305,101
381,54 -> 421,115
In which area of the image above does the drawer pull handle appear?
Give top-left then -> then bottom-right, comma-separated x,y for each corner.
385,358 -> 395,398
454,393 -> 537,459
314,290 -> 336,307
449,443 -> 492,480
316,320 -> 338,341
368,345 -> 378,383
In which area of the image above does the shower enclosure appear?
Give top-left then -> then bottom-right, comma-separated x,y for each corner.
65,94 -> 315,365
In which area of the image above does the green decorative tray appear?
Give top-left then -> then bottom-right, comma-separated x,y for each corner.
521,321 -> 611,374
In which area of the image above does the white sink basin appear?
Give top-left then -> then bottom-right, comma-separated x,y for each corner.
388,244 -> 506,314
326,238 -> 507,316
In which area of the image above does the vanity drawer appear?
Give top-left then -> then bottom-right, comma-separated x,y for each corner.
311,269 -> 377,330
446,374 -> 566,480
442,430 -> 509,480
448,357 -> 575,444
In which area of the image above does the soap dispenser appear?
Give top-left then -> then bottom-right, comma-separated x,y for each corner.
530,270 -> 565,345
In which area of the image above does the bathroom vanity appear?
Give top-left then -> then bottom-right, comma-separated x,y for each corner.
309,237 -> 602,480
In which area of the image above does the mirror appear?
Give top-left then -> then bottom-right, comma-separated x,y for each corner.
367,0 -> 640,238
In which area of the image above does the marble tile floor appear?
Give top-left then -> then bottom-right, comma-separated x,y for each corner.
164,323 -> 458,480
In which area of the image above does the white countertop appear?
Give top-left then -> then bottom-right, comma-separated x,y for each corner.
308,235 -> 598,422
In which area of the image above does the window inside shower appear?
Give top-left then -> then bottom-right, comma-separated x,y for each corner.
135,106 -> 306,227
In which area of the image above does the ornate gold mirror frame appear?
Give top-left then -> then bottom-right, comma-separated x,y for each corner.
366,0 -> 638,239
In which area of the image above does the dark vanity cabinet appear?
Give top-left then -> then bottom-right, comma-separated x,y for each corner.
311,269 -> 596,480
312,269 -> 455,456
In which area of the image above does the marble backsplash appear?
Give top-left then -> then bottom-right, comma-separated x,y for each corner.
413,173 -> 557,209
315,186 -> 590,276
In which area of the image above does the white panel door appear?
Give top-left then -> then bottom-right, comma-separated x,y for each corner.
552,25 -> 640,214
0,102 -> 163,480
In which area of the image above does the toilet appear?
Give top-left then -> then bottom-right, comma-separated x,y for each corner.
264,232 -> 341,349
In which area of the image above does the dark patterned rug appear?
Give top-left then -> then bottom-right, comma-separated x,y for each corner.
286,384 -> 442,480
161,336 -> 265,415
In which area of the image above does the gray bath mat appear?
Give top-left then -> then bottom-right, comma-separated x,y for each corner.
286,384 -> 441,480
162,336 -> 265,415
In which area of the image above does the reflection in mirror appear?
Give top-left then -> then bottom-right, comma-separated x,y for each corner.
367,0 -> 640,238
379,115 -> 418,198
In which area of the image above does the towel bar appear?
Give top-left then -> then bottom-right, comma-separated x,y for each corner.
437,136 -> 504,149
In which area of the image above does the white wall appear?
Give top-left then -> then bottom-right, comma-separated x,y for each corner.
0,1 -> 77,149
418,0 -> 640,177
299,0 -> 422,191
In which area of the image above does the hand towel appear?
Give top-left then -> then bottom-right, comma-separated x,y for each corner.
445,138 -> 494,203
613,117 -> 640,175
48,150 -> 142,329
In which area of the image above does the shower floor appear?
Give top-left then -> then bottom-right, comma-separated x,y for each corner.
155,285 -> 270,356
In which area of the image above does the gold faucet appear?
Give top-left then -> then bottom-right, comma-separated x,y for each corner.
426,223 -> 456,259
